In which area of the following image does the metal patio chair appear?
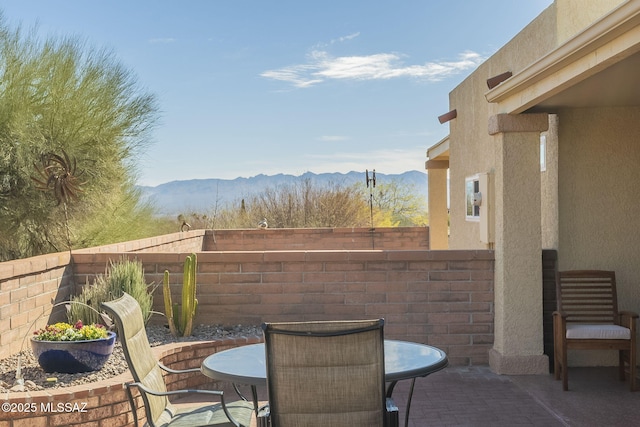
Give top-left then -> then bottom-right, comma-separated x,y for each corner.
258,319 -> 399,427
101,293 -> 253,427
553,270 -> 637,391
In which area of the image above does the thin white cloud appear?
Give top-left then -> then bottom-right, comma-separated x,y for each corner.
260,65 -> 323,88
261,50 -> 485,88
330,32 -> 360,44
148,38 -> 176,44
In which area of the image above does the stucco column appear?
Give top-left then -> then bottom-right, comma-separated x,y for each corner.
426,160 -> 449,249
488,113 -> 549,374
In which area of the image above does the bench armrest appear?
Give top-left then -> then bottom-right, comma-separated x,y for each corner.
619,311 -> 639,331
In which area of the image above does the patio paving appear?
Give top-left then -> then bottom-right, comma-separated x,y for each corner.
390,366 -> 639,427
175,366 -> 639,426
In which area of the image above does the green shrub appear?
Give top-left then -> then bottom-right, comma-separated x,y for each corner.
68,258 -> 154,325
107,258 -> 155,322
67,274 -> 112,325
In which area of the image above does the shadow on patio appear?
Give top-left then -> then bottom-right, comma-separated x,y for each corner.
177,366 -> 639,427
390,366 -> 638,426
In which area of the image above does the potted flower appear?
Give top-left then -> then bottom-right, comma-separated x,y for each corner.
30,320 -> 116,373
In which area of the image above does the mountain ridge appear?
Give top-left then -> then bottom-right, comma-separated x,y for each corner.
139,170 -> 428,216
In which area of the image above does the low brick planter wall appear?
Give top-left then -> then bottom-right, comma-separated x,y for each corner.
0,336 -> 262,427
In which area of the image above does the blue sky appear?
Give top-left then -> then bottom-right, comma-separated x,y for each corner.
2,1 -> 553,186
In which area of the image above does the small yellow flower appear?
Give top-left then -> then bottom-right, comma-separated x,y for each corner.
33,321 -> 108,341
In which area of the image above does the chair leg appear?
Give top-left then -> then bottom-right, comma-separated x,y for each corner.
561,346 -> 569,391
553,318 -> 560,381
629,347 -> 637,392
553,324 -> 568,389
618,349 -> 636,391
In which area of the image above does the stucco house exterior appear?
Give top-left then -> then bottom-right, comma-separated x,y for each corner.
426,0 -> 640,374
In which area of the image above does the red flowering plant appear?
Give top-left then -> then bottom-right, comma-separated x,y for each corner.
32,320 -> 109,341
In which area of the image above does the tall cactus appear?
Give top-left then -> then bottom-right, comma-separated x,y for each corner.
162,253 -> 198,337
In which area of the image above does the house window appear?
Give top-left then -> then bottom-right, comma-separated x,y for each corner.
540,133 -> 547,172
465,175 -> 480,221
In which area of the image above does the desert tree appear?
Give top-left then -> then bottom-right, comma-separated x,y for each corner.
202,179 -> 370,229
188,177 -> 428,230
244,179 -> 370,228
369,180 -> 428,227
0,15 -> 159,261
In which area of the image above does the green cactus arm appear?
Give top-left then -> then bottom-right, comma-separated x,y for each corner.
162,270 -> 178,337
192,253 -> 198,308
183,253 -> 198,336
191,253 -> 198,317
181,255 -> 192,336
184,317 -> 193,337
172,303 -> 182,336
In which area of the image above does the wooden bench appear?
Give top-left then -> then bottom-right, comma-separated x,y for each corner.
553,270 -> 637,391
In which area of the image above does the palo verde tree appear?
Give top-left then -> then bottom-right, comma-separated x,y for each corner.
0,15 -> 159,261
370,180 -> 429,227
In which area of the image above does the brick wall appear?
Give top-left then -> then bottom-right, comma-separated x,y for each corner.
68,227 -> 429,254
0,253 -> 74,360
1,228 -> 494,367
0,231 -> 205,361
73,249 -> 494,366
73,230 -> 206,254
203,227 -> 429,251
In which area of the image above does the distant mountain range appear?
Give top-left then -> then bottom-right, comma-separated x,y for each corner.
139,170 -> 429,217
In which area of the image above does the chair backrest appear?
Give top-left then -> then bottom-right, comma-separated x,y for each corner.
101,293 -> 168,425
556,270 -> 619,324
262,319 -> 387,427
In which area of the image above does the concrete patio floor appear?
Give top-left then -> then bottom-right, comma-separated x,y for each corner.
175,366 -> 639,426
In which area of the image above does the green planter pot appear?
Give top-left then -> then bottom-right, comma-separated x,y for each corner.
30,332 -> 117,374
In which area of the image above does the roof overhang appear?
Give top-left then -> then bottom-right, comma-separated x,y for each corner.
485,0 -> 640,114
426,135 -> 450,170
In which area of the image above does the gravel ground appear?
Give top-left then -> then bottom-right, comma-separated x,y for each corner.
0,324 -> 262,393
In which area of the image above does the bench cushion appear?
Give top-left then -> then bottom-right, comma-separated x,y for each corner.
566,324 -> 631,340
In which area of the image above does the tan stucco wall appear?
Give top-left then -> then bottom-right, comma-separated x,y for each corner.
541,115 -> 560,250
447,0 -> 627,250
448,5 -> 557,250
444,8 -> 559,372
439,0 -> 637,372
427,167 -> 449,249
556,0 -> 626,44
558,106 -> 640,365
490,127 -> 545,373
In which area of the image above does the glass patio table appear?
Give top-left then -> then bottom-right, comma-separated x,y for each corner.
201,340 -> 448,427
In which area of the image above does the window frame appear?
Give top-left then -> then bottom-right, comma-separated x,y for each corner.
465,175 -> 480,221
